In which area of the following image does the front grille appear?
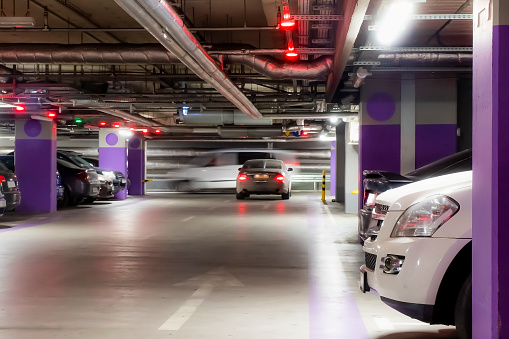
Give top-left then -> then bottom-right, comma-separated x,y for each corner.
374,203 -> 389,214
365,252 -> 377,271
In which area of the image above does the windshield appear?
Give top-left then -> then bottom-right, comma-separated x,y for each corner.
68,154 -> 94,169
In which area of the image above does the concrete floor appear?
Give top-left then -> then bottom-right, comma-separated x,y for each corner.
0,193 -> 458,338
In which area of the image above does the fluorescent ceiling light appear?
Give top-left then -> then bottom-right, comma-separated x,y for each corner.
0,17 -> 35,28
31,115 -> 53,122
376,1 -> 414,46
0,102 -> 16,108
118,129 -> 133,137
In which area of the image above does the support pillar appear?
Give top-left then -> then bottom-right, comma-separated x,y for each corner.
127,135 -> 146,196
345,122 -> 359,214
472,1 -> 509,337
330,141 -> 336,198
99,129 -> 128,200
334,122 -> 346,203
15,119 -> 56,213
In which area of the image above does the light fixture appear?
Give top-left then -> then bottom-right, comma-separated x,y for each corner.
15,105 -> 25,112
155,129 -> 161,134
99,121 -> 107,127
280,3 -> 295,30
129,127 -> 135,131
75,118 -> 83,123
182,106 -> 189,116
376,0 -> 414,45
119,129 -> 133,137
285,39 -> 298,59
142,129 -> 148,134
113,123 -> 121,128
47,112 -> 57,118
0,17 -> 35,28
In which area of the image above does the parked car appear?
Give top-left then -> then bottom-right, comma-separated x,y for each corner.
359,149 -> 472,243
57,159 -> 101,206
170,149 -> 298,192
81,156 -> 128,193
57,151 -> 115,201
236,159 -> 293,200
0,161 -> 21,211
360,171 -> 472,338
0,155 -> 65,207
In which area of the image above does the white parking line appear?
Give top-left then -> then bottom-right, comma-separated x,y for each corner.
323,205 -> 336,225
374,317 -> 395,331
181,216 -> 195,222
224,200 -> 230,203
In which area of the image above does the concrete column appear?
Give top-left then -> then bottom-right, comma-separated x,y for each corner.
472,1 -> 509,337
359,79 -> 401,206
15,119 -> 56,213
127,135 -> 146,196
400,76 -> 416,174
334,123 -> 346,203
98,129 -> 128,200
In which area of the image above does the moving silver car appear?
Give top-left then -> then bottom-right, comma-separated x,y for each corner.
236,159 -> 293,200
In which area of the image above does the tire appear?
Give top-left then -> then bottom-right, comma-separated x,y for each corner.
83,197 -> 96,204
236,192 -> 245,200
281,191 -> 290,200
455,274 -> 472,339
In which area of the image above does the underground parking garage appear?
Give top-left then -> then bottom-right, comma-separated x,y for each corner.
0,0 -> 504,338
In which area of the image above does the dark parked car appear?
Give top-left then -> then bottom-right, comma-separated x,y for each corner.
0,155 -> 64,207
358,149 -> 472,243
0,162 -> 21,211
57,151 -> 114,201
57,159 -> 101,206
81,156 -> 128,194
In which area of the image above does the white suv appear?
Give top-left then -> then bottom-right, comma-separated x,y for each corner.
360,171 -> 472,338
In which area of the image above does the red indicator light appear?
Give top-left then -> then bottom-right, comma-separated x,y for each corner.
113,123 -> 120,128
274,174 -> 285,182
155,129 -> 161,134
129,127 -> 135,131
47,112 -> 56,118
280,20 -> 295,28
237,174 -> 248,182
0,176 -> 5,182
282,5 -> 291,20
285,39 -> 298,59
15,106 -> 25,112
285,51 -> 298,57
302,131 -> 308,136
142,129 -> 148,134
99,122 -> 107,126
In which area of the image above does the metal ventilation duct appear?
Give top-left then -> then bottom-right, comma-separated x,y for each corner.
114,0 -> 262,120
378,53 -> 473,67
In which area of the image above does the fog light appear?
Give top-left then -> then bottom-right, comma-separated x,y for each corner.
381,254 -> 405,274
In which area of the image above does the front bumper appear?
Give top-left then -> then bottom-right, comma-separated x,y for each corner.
361,236 -> 470,319
358,208 -> 372,243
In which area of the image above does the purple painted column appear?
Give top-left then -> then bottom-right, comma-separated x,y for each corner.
473,2 -> 509,337
127,135 -> 146,196
98,129 -> 128,200
359,80 -> 401,207
15,119 -> 56,213
330,141 -> 336,197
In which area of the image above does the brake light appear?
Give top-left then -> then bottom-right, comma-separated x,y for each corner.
0,176 -> 5,182
274,174 -> 285,182
237,174 -> 248,182
77,171 -> 88,182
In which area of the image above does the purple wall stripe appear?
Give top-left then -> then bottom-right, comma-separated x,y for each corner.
414,124 -> 457,169
128,149 -> 145,196
15,139 -> 56,213
330,141 -> 336,197
99,147 -> 127,200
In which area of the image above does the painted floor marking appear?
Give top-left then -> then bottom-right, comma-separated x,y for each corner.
158,298 -> 205,331
323,204 -> 336,224
181,216 -> 195,222
208,207 -> 216,210
263,204 -> 270,210
374,317 -> 395,331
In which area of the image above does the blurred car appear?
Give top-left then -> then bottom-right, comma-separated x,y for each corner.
81,156 -> 128,193
236,159 -> 293,200
170,149 -> 298,192
360,171 -> 472,337
56,170 -> 65,206
57,159 -> 101,206
57,151 -> 115,200
359,149 -> 472,243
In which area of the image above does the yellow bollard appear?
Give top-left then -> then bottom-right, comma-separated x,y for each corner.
321,170 -> 326,202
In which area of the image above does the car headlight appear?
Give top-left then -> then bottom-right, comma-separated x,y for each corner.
102,171 -> 116,180
391,195 -> 459,237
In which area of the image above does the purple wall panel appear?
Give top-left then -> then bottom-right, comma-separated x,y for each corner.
330,141 -> 336,197
359,125 -> 400,206
414,124 -> 457,169
128,149 -> 145,196
99,147 -> 127,200
15,139 -> 56,213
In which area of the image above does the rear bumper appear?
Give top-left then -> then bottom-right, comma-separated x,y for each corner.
4,192 -> 21,211
237,181 -> 287,195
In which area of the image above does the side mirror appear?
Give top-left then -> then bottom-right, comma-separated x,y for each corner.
288,168 -> 293,171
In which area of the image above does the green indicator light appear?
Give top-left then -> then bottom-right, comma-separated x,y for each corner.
75,118 -> 83,123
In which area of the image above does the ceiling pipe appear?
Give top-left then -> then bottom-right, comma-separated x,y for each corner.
378,53 -> 473,67
115,0 -> 263,120
223,55 -> 332,80
95,108 -> 173,132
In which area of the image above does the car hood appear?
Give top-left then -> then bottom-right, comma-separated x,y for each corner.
376,171 -> 472,211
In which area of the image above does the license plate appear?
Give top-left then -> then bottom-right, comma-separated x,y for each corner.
7,181 -> 15,188
254,174 -> 269,179
359,270 -> 370,293
93,187 -> 99,193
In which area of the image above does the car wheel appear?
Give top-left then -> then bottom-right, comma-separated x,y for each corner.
281,191 -> 290,200
83,197 -> 96,204
59,187 -> 70,207
455,274 -> 472,339
236,192 -> 245,200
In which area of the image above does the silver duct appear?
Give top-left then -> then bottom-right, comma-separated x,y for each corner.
96,108 -> 170,131
378,53 -> 473,67
114,0 -> 262,120
224,55 -> 332,80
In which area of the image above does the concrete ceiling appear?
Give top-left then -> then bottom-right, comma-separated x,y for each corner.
0,0 -> 473,140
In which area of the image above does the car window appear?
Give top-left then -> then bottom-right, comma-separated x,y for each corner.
238,152 -> 271,165
0,157 -> 14,171
217,153 -> 236,166
243,160 -> 265,169
265,160 -> 283,169
0,162 -> 9,172
57,159 -> 81,169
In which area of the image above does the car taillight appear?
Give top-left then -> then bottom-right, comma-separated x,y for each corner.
274,174 -> 285,182
77,171 -> 89,182
237,174 -> 248,182
363,190 -> 369,204
0,176 -> 5,182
